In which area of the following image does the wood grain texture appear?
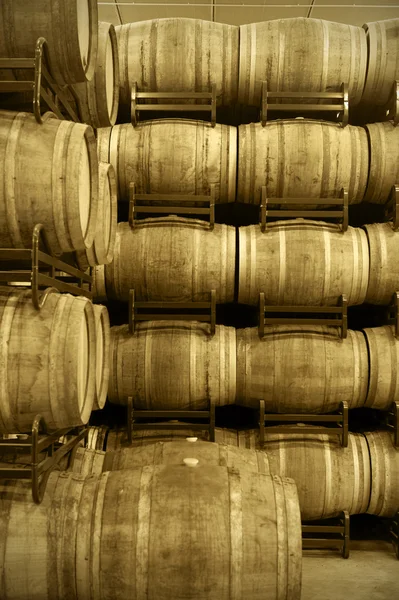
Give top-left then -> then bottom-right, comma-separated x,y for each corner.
68,447 -> 106,476
97,119 -> 237,203
0,0 -> 98,84
108,321 -> 236,410
92,305 -> 110,411
0,111 -> 98,254
363,326 -> 399,410
105,218 -> 235,303
237,120 -> 369,204
238,18 -> 367,106
238,220 -> 369,306
365,430 -> 399,517
106,426 -> 210,450
92,265 -> 108,303
0,468 -> 302,600
0,288 -> 96,433
362,19 -> 399,106
364,223 -> 399,305
236,325 -> 369,413
116,19 -> 239,110
364,122 -> 399,204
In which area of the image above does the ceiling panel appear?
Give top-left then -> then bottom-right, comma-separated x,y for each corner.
98,4 -> 121,25
311,0 -> 399,26
215,6 -> 308,26
111,0 -> 213,23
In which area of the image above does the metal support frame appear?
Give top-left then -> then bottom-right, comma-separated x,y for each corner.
131,82 -> 217,127
127,397 -> 216,444
258,293 -> 348,339
259,186 -> 349,232
129,289 -> 216,336
260,81 -> 349,126
302,511 -> 350,558
0,415 -> 88,504
129,182 -> 215,229
391,513 -> 399,559
0,37 -> 80,123
258,400 -> 349,448
0,224 -> 92,309
386,292 -> 399,340
386,401 -> 399,448
385,184 -> 399,231
386,81 -> 399,126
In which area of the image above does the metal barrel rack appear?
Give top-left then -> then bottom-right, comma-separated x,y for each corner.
0,415 -> 88,504
302,511 -> 350,559
386,81 -> 399,126
391,513 -> 399,559
0,224 -> 93,308
260,80 -> 349,126
0,37 -> 80,123
384,184 -> 399,231
385,401 -> 399,448
131,81 -> 217,127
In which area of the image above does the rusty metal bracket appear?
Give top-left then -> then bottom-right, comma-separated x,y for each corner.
131,82 -> 217,127
386,292 -> 399,339
258,293 -> 348,339
128,289 -> 216,336
258,400 -> 349,448
259,186 -> 348,232
391,513 -> 399,559
385,402 -> 399,448
385,185 -> 399,231
0,415 -> 88,504
302,511 -> 350,558
126,396 -> 215,444
260,81 -> 349,126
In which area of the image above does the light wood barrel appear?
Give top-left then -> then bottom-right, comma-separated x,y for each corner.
86,425 -> 109,450
106,426 -> 211,450
364,122 -> 399,204
0,288 -> 96,432
362,19 -> 399,106
71,22 -> 119,127
238,18 -> 367,106
364,223 -> 399,305
69,447 -> 105,476
75,162 -> 117,268
97,119 -> 237,203
105,219 -> 235,303
237,120 -> 369,204
109,321 -> 236,410
92,305 -> 110,411
116,19 -> 239,109
92,265 -> 108,303
238,221 -> 369,306
363,326 -> 399,410
365,430 -> 399,517
0,111 -> 98,254
0,0 -> 98,84
236,325 -> 369,413
0,468 -> 301,600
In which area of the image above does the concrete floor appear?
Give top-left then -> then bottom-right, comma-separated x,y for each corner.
302,541 -> 399,600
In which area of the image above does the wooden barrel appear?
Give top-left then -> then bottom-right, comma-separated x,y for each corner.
362,19 -> 399,106
92,265 -> 108,303
75,162 -> 117,268
364,122 -> 399,204
363,326 -> 399,410
92,305 -> 110,411
116,19 -> 239,110
0,468 -> 301,600
364,223 -> 399,305
69,447 -> 105,476
365,430 -> 399,517
105,219 -> 235,303
97,119 -> 237,203
0,111 -> 98,254
105,425 -> 211,450
238,220 -> 369,306
236,325 -> 369,413
86,425 -> 109,450
237,120 -> 369,204
238,18 -> 367,106
71,22 -> 119,127
0,288 -> 96,432
0,0 -> 98,85
109,321 -> 236,410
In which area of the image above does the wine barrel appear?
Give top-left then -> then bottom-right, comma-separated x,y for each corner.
0,288 -> 96,432
237,120 -> 369,204
108,321 -> 236,410
363,326 -> 399,410
92,265 -> 107,303
116,19 -> 239,110
365,430 -> 399,517
364,223 -> 399,305
71,22 -> 119,127
69,447 -> 105,476
0,111 -> 98,254
364,122 -> 399,204
362,19 -> 399,106
238,18 -> 367,106
105,425 -> 211,450
238,220 -> 369,306
97,119 -> 237,203
105,219 -> 235,303
236,325 -> 369,413
0,467 -> 301,600
0,0 -> 98,85
92,305 -> 110,411
86,425 -> 109,450
75,162 -> 117,268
